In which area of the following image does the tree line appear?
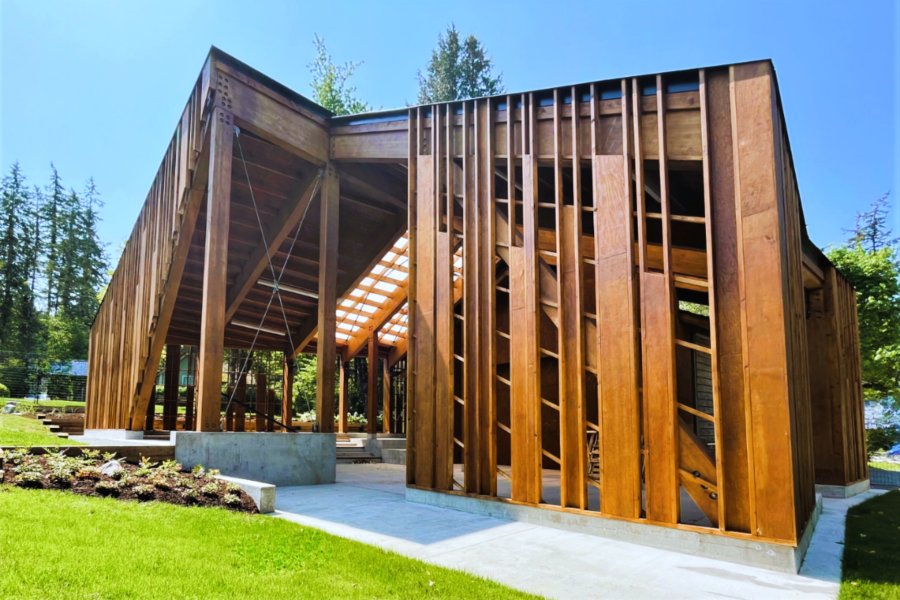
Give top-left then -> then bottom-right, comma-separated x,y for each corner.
0,162 -> 107,377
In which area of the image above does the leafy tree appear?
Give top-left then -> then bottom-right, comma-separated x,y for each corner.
418,24 -> 503,103
827,193 -> 900,404
307,34 -> 369,116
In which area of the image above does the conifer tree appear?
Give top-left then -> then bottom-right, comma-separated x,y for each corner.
418,24 -> 503,103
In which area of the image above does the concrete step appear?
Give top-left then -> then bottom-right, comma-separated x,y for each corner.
379,438 -> 407,450
381,448 -> 407,465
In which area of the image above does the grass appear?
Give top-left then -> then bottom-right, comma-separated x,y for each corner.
0,414 -> 83,446
840,490 -> 900,599
0,487 -> 536,599
869,460 -> 900,472
2,398 -> 86,414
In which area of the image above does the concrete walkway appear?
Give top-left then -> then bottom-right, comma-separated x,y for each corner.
274,464 -> 882,599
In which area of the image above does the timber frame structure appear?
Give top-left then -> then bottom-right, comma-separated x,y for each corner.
87,48 -> 867,549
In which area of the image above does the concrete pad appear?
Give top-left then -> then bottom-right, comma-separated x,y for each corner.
271,464 -> 868,599
82,429 -> 146,441
174,432 -> 335,486
215,474 -> 276,514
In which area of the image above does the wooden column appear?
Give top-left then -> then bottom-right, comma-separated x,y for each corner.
382,359 -> 391,434
730,62 -> 798,541
195,107 -> 232,432
282,354 -> 295,430
234,373 -> 246,432
315,164 -> 339,432
338,359 -> 349,433
145,388 -> 156,431
255,371 -> 267,432
367,332 -> 378,435
162,344 -> 180,430
184,386 -> 195,431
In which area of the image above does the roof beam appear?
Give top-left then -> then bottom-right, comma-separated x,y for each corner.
224,171 -> 321,323
288,220 -> 407,359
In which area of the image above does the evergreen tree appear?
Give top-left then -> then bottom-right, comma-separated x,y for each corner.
308,35 -> 370,116
43,164 -> 65,313
418,24 -> 503,103
0,163 -> 33,353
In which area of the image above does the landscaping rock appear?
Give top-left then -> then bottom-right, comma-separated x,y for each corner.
100,459 -> 124,477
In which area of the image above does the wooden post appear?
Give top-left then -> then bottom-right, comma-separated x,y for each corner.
316,164 -> 339,433
225,387 -> 235,431
282,354 -> 295,430
163,344 -> 179,430
256,371 -> 267,432
267,389 -> 277,432
338,359 -> 348,433
195,107 -> 232,432
382,358 -> 391,434
185,385 -> 195,431
367,332 -> 378,435
235,373 -> 246,432
145,387 -> 156,431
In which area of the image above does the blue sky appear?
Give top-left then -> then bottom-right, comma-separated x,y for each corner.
1,0 -> 897,258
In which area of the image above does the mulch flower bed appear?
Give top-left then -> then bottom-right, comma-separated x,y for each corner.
0,449 -> 257,513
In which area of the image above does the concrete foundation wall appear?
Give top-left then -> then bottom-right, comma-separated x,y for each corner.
175,432 -> 335,486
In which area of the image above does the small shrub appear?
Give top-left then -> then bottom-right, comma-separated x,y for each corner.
225,483 -> 241,494
110,468 -> 128,481
95,480 -> 122,496
135,456 -> 157,477
158,460 -> 182,477
222,493 -> 242,508
48,468 -> 74,488
82,449 -> 100,461
14,471 -> 43,489
0,382 -> 9,396
191,464 -> 206,478
181,488 -> 199,503
151,476 -> 172,491
76,466 -> 102,481
199,482 -> 220,497
101,451 -> 117,463
133,484 -> 156,501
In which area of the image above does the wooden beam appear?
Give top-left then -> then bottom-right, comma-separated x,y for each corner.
224,171 -> 321,323
196,108 -> 233,432
226,70 -> 329,166
315,164 -> 339,432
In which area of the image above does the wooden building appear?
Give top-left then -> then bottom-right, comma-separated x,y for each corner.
86,48 -> 866,549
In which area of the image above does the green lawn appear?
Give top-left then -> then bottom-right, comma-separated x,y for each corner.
0,414 -> 83,446
2,398 -> 86,414
0,487 -> 535,599
841,490 -> 900,599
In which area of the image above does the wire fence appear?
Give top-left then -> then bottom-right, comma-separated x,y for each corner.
0,351 -> 87,402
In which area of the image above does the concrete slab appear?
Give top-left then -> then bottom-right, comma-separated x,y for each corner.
215,474 -> 276,514
81,429 -> 148,442
272,464 -> 876,599
175,432 -> 335,486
